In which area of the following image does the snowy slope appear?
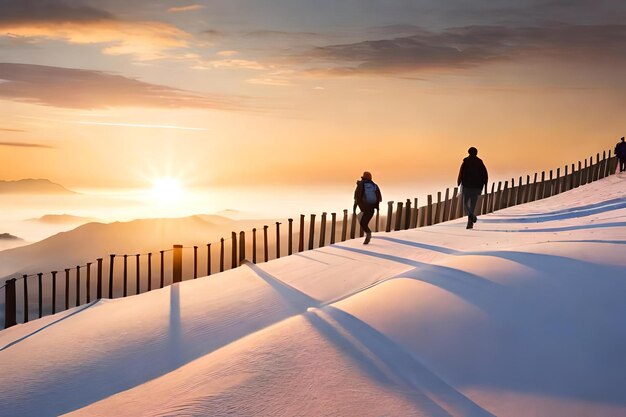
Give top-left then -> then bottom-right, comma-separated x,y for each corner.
1,174 -> 625,417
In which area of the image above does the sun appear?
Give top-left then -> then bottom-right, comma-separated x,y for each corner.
150,178 -> 184,204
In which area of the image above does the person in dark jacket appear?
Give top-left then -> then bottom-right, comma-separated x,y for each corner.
353,171 -> 382,244
457,147 -> 489,229
615,137 -> 626,173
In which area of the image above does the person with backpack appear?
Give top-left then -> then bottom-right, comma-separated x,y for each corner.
457,147 -> 489,229
353,171 -> 382,244
615,137 -> 626,173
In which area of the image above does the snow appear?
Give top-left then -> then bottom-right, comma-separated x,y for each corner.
1,174 -> 625,417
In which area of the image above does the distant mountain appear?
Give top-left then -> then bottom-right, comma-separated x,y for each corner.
0,233 -> 20,240
28,214 -> 97,225
0,214 -> 279,281
0,179 -> 76,194
0,233 -> 25,251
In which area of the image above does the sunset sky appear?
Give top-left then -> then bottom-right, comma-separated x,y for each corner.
1,0 -> 625,191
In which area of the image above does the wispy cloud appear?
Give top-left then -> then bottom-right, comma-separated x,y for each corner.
74,121 -> 207,131
0,0 -> 189,60
299,24 -> 626,75
0,142 -> 54,149
0,127 -> 27,132
208,58 -> 268,70
0,63 -> 242,110
246,77 -> 292,86
167,4 -> 206,13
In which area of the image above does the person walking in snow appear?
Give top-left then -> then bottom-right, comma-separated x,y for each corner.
615,137 -> 626,173
353,171 -> 382,244
457,147 -> 489,229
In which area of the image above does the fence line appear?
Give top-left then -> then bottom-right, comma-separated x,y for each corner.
2,148 -> 620,329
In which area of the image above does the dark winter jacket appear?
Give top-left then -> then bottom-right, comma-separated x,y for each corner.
457,155 -> 489,189
354,179 -> 382,211
616,142 -> 626,159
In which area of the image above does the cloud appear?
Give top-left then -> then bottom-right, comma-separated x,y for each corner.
73,121 -> 207,131
0,0 -> 189,60
0,142 -> 54,149
302,24 -> 626,75
217,50 -> 239,57
246,77 -> 292,86
208,59 -> 268,70
243,30 -> 321,40
167,4 -> 206,13
203,29 -> 222,40
0,128 -> 27,132
0,63 -> 241,110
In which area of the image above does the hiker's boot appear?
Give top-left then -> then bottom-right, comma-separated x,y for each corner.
471,214 -> 478,223
364,231 -> 372,244
466,220 -> 474,229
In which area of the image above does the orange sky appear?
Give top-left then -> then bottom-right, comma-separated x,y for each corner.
1,1 -> 625,190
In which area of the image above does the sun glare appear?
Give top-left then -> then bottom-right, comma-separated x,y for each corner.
150,178 -> 184,204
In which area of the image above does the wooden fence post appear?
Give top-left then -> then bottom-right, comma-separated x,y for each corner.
450,189 -> 458,220
75,266 -> 81,307
52,271 -> 57,314
206,244 -> 212,275
220,238 -> 225,271
395,201 -> 404,230
160,250 -> 165,287
433,192 -> 442,224
555,168 -> 561,195
147,253 -> 152,290
529,173 -> 537,201
537,172 -> 545,200
376,207 -> 381,232
386,201 -> 394,232
288,219 -> 293,255
341,210 -> 348,242
299,215 -> 306,250
4,278 -> 17,328
426,195 -> 433,226
135,254 -> 141,293
123,255 -> 128,297
548,170 -> 554,197
330,213 -> 337,244
38,272 -> 43,318
404,199 -> 412,229
240,231 -> 246,264
309,215 -> 316,249
65,269 -> 70,310
408,197 -> 419,231
441,189 -> 450,222
86,263 -> 91,303
231,232 -> 238,269
275,223 -> 281,259
502,181 -> 510,209
22,274 -> 29,322
417,206 -> 424,227
173,244 -> 183,283
493,182 -> 502,211
193,247 -> 198,279
319,213 -> 327,247
108,254 -> 115,298
263,226 -> 269,262
349,211 -> 356,239
252,229 -> 257,263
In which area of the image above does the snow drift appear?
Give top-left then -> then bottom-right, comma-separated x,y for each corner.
0,174 -> 625,417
